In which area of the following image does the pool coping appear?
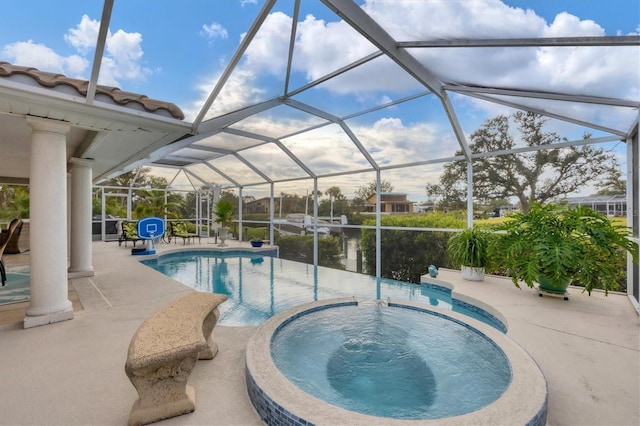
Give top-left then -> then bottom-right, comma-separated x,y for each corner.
420,274 -> 510,332
135,245 -> 278,261
245,297 -> 548,426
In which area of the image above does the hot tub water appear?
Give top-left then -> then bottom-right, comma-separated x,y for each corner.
270,301 -> 511,419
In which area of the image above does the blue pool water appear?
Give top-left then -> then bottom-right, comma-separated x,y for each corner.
270,303 -> 511,419
142,250 -> 505,330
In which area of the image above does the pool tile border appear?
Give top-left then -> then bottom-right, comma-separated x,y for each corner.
245,298 -> 548,426
142,249 -> 508,333
148,247 -> 278,260
420,282 -> 507,332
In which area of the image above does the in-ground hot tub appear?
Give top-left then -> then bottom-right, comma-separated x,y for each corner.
246,298 -> 547,426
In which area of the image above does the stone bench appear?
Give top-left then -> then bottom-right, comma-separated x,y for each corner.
124,292 -> 228,426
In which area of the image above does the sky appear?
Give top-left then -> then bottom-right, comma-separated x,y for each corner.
0,0 -> 638,202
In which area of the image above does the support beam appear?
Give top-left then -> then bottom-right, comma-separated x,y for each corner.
399,35 -> 640,48
445,85 -> 639,108
626,122 -> 639,308
467,161 -> 474,227
313,179 -> 319,267
269,184 -> 275,245
375,171 -> 381,279
85,0 -> 113,104
193,0 -> 278,128
321,0 -> 443,95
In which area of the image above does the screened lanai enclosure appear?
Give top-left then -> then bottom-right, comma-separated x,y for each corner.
0,0 -> 638,315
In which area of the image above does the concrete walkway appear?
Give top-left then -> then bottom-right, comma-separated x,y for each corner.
0,240 -> 638,425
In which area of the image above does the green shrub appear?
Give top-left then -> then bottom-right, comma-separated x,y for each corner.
360,212 -> 465,283
276,235 -> 345,269
246,227 -> 268,241
346,214 -> 365,226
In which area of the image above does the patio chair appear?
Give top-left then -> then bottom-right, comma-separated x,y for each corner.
118,220 -> 142,247
0,218 -> 25,254
1,218 -> 22,286
170,221 -> 201,244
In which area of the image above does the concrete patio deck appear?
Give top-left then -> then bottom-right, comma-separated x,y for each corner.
0,240 -> 638,425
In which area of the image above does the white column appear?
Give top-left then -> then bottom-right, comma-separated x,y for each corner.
24,117 -> 74,328
67,172 -> 72,255
69,157 -> 94,276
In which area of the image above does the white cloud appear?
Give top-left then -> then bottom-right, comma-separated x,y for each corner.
378,95 -> 393,106
201,22 -> 228,43
542,12 -> 604,37
179,1 -> 636,199
100,29 -> 151,86
217,0 -> 638,129
373,117 -> 404,131
1,40 -> 89,78
274,123 -> 377,179
192,0 -> 637,116
293,14 -> 376,80
362,0 -> 547,40
3,15 -> 152,89
64,15 -> 102,55
182,67 -> 268,121
65,54 -> 90,76
239,12 -> 419,97
363,117 -> 455,165
243,11 -> 294,77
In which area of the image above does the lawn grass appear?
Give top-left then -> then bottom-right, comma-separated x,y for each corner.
475,215 -> 628,228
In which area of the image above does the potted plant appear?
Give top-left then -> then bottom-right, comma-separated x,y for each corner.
213,199 -> 235,246
493,202 -> 638,296
250,238 -> 264,248
447,226 -> 492,281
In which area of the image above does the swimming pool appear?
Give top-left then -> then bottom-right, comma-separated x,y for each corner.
141,249 -> 506,330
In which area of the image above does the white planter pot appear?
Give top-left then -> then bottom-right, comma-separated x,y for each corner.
461,266 -> 485,281
218,228 -> 228,246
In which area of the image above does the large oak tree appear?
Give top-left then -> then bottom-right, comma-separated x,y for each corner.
426,112 -> 617,212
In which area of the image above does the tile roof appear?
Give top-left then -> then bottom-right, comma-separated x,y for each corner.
0,61 -> 184,120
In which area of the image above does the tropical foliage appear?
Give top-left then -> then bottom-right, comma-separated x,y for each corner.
132,189 -> 181,219
213,199 -> 235,227
493,203 -> 638,295
447,226 -> 492,268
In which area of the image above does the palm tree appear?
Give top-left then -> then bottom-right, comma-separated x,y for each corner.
133,189 -> 181,220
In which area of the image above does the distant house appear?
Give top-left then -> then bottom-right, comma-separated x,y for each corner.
364,192 -> 414,213
244,197 -> 270,214
564,195 -> 627,216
